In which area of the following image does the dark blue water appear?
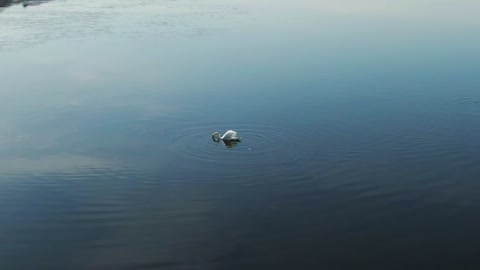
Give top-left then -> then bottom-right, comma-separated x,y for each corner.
1,1 -> 480,269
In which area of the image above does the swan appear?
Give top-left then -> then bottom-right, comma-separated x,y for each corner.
212,130 -> 241,142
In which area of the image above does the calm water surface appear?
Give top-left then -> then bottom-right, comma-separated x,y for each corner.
1,1 -> 480,269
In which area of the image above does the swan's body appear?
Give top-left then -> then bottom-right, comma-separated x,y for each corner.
212,130 -> 241,142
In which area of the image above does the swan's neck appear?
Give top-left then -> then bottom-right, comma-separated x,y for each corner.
212,132 -> 221,142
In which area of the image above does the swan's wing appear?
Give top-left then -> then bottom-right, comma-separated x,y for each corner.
230,131 -> 239,139
221,130 -> 238,140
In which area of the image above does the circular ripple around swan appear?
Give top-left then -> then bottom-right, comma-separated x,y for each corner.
167,121 -> 320,181
171,123 -> 303,161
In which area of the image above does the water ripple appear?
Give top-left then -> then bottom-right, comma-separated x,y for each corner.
162,120 -> 321,184
0,0 -> 245,50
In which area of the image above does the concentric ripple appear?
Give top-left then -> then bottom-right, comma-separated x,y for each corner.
166,120 -> 323,181
172,123 -> 299,160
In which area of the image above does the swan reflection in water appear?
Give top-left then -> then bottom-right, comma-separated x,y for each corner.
222,140 -> 239,148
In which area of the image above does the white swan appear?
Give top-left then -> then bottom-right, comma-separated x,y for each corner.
212,130 -> 241,142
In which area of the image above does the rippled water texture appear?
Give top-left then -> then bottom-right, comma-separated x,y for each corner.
1,0 -> 480,269
0,0 -> 243,49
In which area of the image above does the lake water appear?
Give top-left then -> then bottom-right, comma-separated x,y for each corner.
1,0 -> 480,269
